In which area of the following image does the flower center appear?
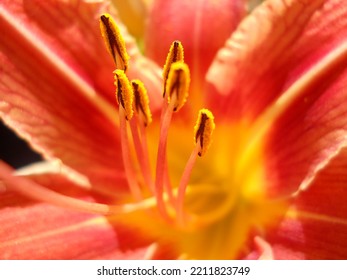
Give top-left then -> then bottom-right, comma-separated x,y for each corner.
99,14 -> 285,259
107,29 -> 218,226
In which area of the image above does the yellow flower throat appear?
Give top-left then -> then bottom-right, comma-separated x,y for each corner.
99,13 -> 286,259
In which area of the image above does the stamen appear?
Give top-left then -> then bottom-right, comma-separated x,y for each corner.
154,58 -> 190,220
132,79 -> 152,127
194,109 -> 216,157
114,70 -> 143,201
114,69 -> 134,120
162,41 -> 184,97
152,43 -> 187,220
154,99 -> 176,221
127,80 -> 155,193
100,13 -> 130,71
138,121 -> 155,193
166,62 -> 190,112
176,109 -> 215,225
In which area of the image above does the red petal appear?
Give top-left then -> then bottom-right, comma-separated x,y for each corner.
207,0 -> 347,120
265,65 -> 347,195
0,200 -> 150,259
263,1 -> 347,195
206,0 -> 347,195
145,0 -> 245,96
266,149 -> 347,259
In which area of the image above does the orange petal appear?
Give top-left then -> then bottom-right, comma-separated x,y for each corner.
206,0 -> 347,196
262,1 -> 347,196
0,201 -> 150,259
0,193 -> 146,259
265,48 -> 347,195
0,167 -> 152,259
265,148 -> 347,259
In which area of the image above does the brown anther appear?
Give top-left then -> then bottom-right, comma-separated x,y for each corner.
194,109 -> 215,156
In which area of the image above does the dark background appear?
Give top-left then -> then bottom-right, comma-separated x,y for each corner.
0,121 -> 42,168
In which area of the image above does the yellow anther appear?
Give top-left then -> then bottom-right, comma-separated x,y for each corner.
100,13 -> 130,72
162,41 -> 184,97
166,62 -> 190,112
194,109 -> 215,157
131,79 -> 152,126
114,70 -> 134,120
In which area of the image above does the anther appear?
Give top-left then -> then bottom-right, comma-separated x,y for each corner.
129,80 -> 154,192
176,109 -> 215,225
100,13 -> 130,71
131,79 -> 152,126
194,109 -> 215,156
114,69 -> 134,120
165,62 -> 190,112
163,41 -> 184,97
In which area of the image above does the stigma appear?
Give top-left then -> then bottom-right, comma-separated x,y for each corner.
100,14 -> 216,225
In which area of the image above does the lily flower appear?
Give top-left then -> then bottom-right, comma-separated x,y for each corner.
1,0 -> 347,260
